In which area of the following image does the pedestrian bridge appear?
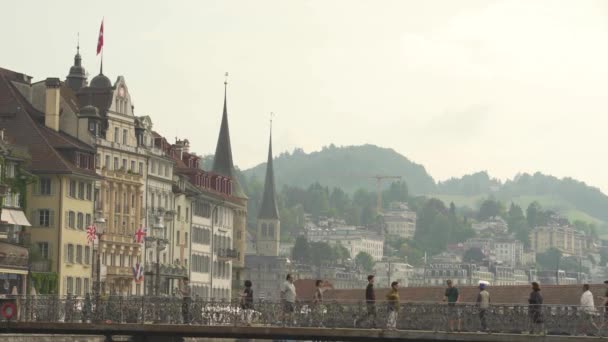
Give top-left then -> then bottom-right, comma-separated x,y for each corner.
0,323 -> 599,342
0,295 -> 605,341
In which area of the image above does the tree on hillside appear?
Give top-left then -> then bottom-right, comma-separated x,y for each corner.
292,236 -> 310,262
355,252 -> 375,272
507,203 -> 530,246
463,247 -> 485,263
383,181 -> 409,207
310,242 -> 335,267
526,201 -> 549,228
536,247 -> 562,271
478,199 -> 503,221
333,243 -> 351,264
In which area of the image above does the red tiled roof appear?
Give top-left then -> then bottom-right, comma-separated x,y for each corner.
324,284 -> 607,305
0,67 -> 98,178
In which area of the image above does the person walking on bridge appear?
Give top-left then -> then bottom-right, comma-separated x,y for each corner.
281,274 -> 297,326
443,280 -> 461,332
580,284 -> 598,334
476,283 -> 490,332
364,275 -> 377,328
385,281 -> 400,330
528,282 -> 544,335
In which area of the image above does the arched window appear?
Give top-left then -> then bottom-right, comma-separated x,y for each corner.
262,223 -> 268,236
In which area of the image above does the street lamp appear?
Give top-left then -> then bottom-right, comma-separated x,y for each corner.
151,218 -> 167,296
93,216 -> 106,296
93,215 -> 105,320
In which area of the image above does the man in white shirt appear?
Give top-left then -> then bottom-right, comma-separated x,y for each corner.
281,274 -> 297,326
580,284 -> 598,332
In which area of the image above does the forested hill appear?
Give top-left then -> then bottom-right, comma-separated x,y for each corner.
241,144 -> 436,194
436,171 -> 608,224
201,144 -> 608,228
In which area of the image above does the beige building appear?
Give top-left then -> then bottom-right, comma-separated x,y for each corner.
382,202 -> 416,239
1,66 -> 100,296
530,225 -> 585,256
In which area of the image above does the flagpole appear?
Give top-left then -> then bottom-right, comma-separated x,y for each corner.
100,48 -> 103,75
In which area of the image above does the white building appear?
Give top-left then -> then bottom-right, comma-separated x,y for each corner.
306,226 -> 384,261
493,239 -> 524,266
382,202 -> 416,239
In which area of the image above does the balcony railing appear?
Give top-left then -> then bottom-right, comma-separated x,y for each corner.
30,260 -> 52,272
106,265 -> 133,277
217,248 -> 239,261
144,262 -> 188,279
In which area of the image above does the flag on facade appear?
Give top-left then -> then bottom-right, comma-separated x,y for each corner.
134,226 -> 147,244
86,225 -> 96,244
132,262 -> 144,283
96,19 -> 104,55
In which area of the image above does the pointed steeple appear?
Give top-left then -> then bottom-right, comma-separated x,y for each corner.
258,119 -> 279,220
66,33 -> 88,91
212,73 -> 247,198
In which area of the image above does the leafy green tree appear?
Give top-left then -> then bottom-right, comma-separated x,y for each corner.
310,242 -> 335,267
536,247 -> 562,271
478,199 -> 503,221
333,243 -> 351,263
463,247 -> 485,263
383,181 -> 409,206
292,236 -> 311,263
355,252 -> 375,272
507,203 -> 530,246
526,201 -> 548,228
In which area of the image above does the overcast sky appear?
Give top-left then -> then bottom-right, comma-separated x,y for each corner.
3,0 -> 607,193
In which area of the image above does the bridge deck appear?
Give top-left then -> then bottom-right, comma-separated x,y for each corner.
0,323 -> 597,341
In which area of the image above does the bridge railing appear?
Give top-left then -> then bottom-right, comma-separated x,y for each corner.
1,295 -> 606,336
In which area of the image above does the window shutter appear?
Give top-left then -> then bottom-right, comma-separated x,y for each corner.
64,244 -> 68,263
49,210 -> 55,228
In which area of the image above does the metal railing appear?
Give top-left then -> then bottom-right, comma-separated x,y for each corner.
0,295 -> 607,336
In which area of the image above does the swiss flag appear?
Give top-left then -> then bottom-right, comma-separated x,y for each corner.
96,19 -> 104,55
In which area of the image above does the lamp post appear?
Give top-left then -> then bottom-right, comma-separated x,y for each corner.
93,216 -> 105,316
151,217 -> 167,296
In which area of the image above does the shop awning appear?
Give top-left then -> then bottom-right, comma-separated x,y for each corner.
0,267 -> 27,275
1,209 -> 31,226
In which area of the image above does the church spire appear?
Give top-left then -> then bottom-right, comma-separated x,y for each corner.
212,73 -> 247,198
66,32 -> 88,91
258,114 -> 279,220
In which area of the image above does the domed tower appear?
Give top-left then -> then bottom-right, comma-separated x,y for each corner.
66,41 -> 88,91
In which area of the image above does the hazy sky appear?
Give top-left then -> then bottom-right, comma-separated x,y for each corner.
3,0 -> 607,193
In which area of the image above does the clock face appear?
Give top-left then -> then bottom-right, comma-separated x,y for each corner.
118,87 -> 125,97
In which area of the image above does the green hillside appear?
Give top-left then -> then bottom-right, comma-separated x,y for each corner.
217,144 -> 608,232
242,144 -> 436,194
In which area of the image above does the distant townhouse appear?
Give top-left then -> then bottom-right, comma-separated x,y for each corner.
381,202 -> 416,239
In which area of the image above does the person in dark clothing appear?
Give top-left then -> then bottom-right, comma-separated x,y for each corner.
179,277 -> 191,324
528,282 -> 544,335
443,279 -> 460,332
240,280 -> 254,326
365,275 -> 376,328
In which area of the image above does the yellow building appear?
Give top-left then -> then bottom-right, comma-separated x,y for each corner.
1,68 -> 99,296
77,73 -> 147,295
530,225 -> 585,256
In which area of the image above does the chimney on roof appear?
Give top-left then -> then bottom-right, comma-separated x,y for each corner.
44,78 -> 61,131
174,138 -> 190,160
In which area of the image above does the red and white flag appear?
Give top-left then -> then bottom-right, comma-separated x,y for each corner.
132,262 -> 144,283
96,19 -> 104,55
86,225 -> 97,244
134,226 -> 147,244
